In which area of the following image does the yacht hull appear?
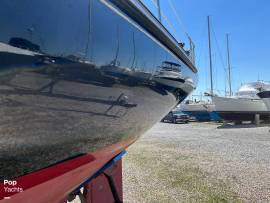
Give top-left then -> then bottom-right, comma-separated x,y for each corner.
212,96 -> 270,121
0,0 -> 197,181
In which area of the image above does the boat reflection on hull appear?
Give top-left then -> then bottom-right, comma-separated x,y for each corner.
0,64 -> 183,179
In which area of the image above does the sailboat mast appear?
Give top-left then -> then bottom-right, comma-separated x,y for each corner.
207,16 -> 214,95
157,0 -> 162,23
226,33 -> 232,96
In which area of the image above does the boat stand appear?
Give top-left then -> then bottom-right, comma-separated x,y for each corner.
63,151 -> 125,203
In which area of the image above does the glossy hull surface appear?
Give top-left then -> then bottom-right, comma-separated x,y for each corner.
0,0 -> 197,180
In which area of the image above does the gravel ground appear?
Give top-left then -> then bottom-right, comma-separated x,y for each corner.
123,122 -> 270,203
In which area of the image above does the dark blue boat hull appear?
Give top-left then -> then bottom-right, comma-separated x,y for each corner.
182,111 -> 222,121
0,0 -> 197,180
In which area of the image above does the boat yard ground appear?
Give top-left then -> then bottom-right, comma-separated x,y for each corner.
123,122 -> 270,202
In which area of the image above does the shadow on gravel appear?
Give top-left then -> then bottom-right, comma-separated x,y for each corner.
217,123 -> 269,129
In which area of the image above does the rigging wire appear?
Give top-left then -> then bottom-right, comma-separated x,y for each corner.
193,20 -> 209,91
196,20 -> 207,63
167,0 -> 190,38
212,28 -> 227,75
211,23 -> 230,95
142,1 -> 231,95
148,0 -> 186,42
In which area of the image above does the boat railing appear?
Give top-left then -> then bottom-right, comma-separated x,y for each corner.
188,36 -> 196,65
125,0 -> 196,68
137,0 -> 196,65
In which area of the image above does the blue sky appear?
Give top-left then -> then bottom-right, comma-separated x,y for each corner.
142,0 -> 270,96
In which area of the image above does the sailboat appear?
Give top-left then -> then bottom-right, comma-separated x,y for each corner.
211,35 -> 270,122
212,82 -> 270,121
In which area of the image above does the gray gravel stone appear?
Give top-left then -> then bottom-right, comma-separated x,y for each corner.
123,122 -> 270,202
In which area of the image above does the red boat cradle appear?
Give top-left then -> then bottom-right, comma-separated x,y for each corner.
0,150 -> 126,203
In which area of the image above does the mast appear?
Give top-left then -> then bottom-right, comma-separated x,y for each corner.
226,33 -> 232,96
157,0 -> 162,23
207,16 -> 214,95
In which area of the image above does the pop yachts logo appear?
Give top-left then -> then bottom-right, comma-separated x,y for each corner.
3,180 -> 23,193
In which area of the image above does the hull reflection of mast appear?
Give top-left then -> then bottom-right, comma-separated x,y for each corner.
131,32 -> 136,70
